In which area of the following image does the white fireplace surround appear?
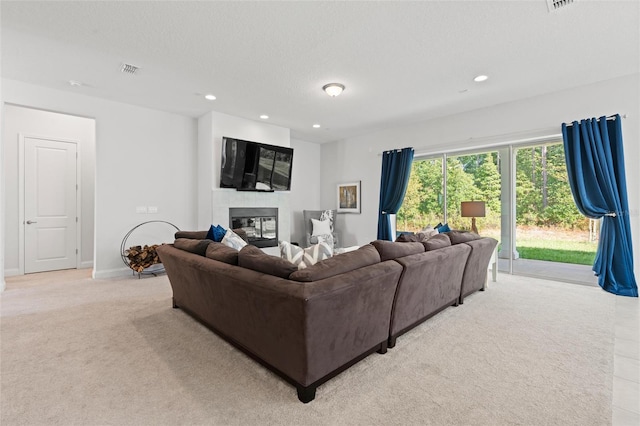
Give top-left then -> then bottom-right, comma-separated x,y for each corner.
210,189 -> 291,244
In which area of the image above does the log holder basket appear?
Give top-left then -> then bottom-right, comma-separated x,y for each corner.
121,220 -> 180,278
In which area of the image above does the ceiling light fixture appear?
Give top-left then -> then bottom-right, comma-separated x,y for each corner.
204,94 -> 216,100
313,124 -> 321,128
68,80 -> 82,87
473,75 -> 489,82
322,83 -> 345,97
260,115 -> 269,119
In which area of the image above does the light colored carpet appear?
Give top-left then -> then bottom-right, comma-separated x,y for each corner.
1,269 -> 616,425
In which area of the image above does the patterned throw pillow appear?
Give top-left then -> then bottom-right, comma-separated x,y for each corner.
315,233 -> 334,248
319,209 -> 334,232
280,241 -> 333,270
221,229 -> 248,250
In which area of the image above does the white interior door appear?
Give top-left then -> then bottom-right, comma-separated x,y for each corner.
24,137 -> 78,273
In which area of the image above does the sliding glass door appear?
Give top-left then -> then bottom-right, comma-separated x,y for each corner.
397,139 -> 598,286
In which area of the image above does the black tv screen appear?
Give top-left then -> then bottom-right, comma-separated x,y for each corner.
220,137 -> 293,191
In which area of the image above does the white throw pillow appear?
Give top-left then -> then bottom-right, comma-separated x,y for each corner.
221,229 -> 247,250
280,241 -> 333,270
311,218 -> 332,237
421,226 -> 438,238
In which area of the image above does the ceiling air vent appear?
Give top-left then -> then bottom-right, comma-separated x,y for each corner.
120,63 -> 140,75
547,0 -> 575,12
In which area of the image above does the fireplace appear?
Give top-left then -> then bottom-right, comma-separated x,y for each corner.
229,207 -> 278,248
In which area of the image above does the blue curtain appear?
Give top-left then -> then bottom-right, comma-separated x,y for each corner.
377,147 -> 414,240
562,115 -> 638,297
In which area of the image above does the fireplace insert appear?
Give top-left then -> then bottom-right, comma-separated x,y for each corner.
229,207 -> 278,248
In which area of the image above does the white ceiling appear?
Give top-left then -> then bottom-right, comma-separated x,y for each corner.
2,1 -> 638,144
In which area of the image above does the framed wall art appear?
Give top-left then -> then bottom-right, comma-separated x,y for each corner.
337,181 -> 361,214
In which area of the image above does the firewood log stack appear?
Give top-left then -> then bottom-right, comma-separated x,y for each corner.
125,244 -> 162,272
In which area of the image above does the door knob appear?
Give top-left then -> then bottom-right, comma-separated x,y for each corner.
26,220 -> 37,224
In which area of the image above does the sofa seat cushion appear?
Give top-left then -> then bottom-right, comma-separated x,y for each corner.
371,240 -> 425,261
238,245 -> 298,279
289,244 -> 380,282
280,241 -> 333,270
205,242 -> 239,265
422,233 -> 451,251
446,230 -> 481,244
173,238 -> 213,256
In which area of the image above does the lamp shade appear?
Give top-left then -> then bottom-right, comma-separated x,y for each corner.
461,201 -> 486,218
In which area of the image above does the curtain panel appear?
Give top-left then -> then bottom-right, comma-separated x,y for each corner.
377,147 -> 414,241
562,115 -> 637,297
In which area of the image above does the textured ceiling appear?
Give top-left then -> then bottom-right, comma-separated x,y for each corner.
2,1 -> 639,144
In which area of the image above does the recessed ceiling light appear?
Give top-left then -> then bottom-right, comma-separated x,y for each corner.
68,80 -> 82,87
313,124 -> 321,128
260,115 -> 269,120
473,75 -> 488,82
204,94 -> 216,100
322,83 -> 345,97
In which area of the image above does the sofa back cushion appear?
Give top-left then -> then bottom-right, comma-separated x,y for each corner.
238,244 -> 298,279
371,240 -> 425,261
395,232 -> 426,243
174,228 -> 248,242
446,230 -> 481,245
175,230 -> 208,240
173,238 -> 213,256
289,244 -> 381,282
205,242 -> 239,265
422,233 -> 451,251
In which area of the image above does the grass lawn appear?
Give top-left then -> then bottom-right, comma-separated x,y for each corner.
486,227 -> 598,266
517,236 -> 597,265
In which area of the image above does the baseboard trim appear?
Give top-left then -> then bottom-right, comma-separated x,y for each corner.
4,268 -> 21,277
92,267 -> 133,279
80,261 -> 94,269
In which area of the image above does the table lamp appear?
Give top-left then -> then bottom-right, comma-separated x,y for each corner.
461,201 -> 486,234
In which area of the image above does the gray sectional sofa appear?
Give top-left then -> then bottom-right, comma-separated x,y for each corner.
156,229 -> 497,403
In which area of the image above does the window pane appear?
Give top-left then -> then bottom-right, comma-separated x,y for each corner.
397,157 -> 444,233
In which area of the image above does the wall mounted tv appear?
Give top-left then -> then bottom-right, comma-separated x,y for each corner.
220,137 -> 294,191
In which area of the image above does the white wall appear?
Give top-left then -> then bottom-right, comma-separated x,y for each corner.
3,105 -> 95,275
2,79 -> 198,278
289,138 -> 321,245
197,111 -> 292,242
321,73 -> 640,281
1,83 -> 5,291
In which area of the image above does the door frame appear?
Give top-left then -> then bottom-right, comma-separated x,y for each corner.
18,133 -> 82,275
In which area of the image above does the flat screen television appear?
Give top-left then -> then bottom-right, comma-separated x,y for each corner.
220,137 -> 294,191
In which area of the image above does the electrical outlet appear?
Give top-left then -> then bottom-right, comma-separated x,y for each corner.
148,206 -> 158,214
136,206 -> 147,214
